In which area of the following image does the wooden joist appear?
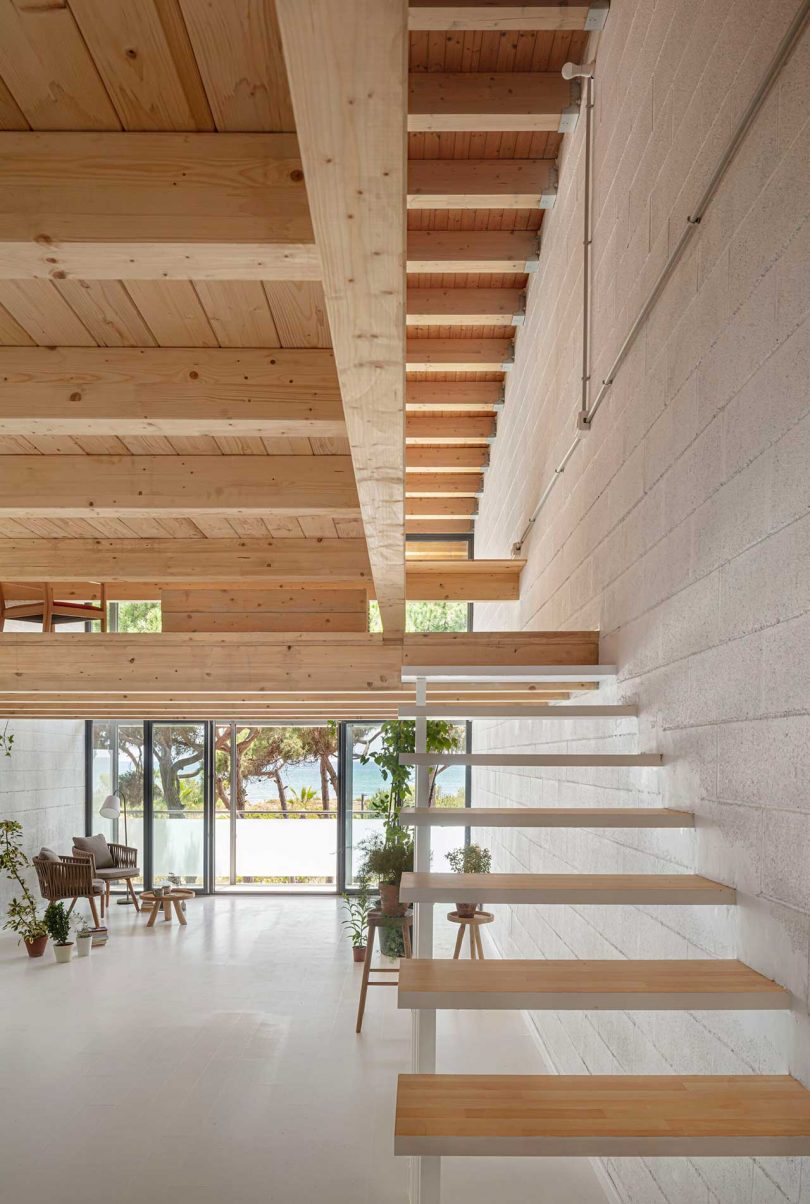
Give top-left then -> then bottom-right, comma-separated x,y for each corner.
406,413 -> 496,441
0,132 -> 319,281
398,959 -> 789,1011
408,160 -> 556,209
406,497 -> 478,517
403,752 -> 662,767
0,538 -> 372,586
406,446 -> 489,471
0,348 -> 343,437
395,1074 -> 810,1156
406,473 -> 483,495
407,337 -> 513,371
406,381 -> 504,408
408,3 -> 608,32
399,807 -> 693,827
399,872 -> 736,906
408,73 -> 576,133
398,703 -> 636,718
277,0 -> 408,636
408,230 -> 538,272
407,287 -> 524,326
406,518 -> 473,534
403,630 -> 600,668
0,455 -> 360,518
160,588 -> 369,633
404,558 -> 523,601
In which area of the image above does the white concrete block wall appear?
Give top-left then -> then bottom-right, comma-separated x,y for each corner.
473,2 -> 810,1200
0,721 -> 86,915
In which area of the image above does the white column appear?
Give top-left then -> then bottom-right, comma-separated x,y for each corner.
410,676 -> 440,1203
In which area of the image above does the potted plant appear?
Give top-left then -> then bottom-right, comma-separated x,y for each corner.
75,917 -> 93,958
0,819 -> 48,958
358,832 -> 413,916
341,883 -> 372,962
446,843 -> 492,918
44,901 -> 74,963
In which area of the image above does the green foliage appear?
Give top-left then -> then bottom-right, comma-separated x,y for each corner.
0,721 -> 12,757
358,831 -> 413,886
359,719 -> 463,811
0,819 -> 46,944
116,601 -> 162,632
446,843 -> 492,875
341,883 -> 372,947
368,599 -> 468,634
44,901 -> 71,945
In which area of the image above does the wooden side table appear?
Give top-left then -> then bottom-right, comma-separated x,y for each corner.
355,909 -> 413,1033
141,889 -> 194,928
448,910 -> 494,959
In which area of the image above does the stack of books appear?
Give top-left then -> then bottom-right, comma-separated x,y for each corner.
88,925 -> 108,947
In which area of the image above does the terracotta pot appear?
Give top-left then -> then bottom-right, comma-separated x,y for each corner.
352,945 -> 367,963
455,902 -> 477,919
24,935 -> 48,959
379,883 -> 406,917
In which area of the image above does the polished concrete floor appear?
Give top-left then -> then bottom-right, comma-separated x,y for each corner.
0,896 -> 606,1204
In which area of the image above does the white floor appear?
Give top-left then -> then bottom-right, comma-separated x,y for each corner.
0,896 -> 607,1204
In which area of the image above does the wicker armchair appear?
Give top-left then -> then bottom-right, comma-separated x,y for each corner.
72,838 -> 141,912
33,854 -> 105,927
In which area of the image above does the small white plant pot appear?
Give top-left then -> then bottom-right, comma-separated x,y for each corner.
53,942 -> 74,964
76,934 -> 93,958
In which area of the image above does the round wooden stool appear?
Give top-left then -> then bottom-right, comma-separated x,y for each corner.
448,910 -> 494,959
355,909 -> 413,1033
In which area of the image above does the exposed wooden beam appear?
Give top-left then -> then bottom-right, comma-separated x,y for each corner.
407,338 -> 514,371
408,230 -> 538,272
406,380 -> 503,408
406,497 -> 477,517
407,287 -> 524,326
405,559 -> 523,600
0,538 -> 372,586
408,3 -> 600,31
0,457 -> 360,518
406,446 -> 488,470
406,413 -> 495,441
0,633 -> 402,694
0,132 -> 319,281
277,0 -> 407,637
403,630 -> 599,668
408,159 -> 556,208
406,518 -> 473,534
160,588 -> 369,633
408,73 -> 575,133
406,472 -> 483,494
0,347 -> 343,436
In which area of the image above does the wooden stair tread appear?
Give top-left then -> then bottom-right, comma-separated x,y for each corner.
395,1075 -> 810,1156
398,959 -> 789,1010
399,872 -> 735,905
401,753 -> 663,766
400,807 -> 694,828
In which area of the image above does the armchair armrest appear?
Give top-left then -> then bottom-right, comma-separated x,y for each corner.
54,855 -> 97,895
72,847 -> 97,875
109,843 -> 138,869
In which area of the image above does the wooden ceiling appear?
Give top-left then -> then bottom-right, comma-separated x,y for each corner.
0,0 -> 598,644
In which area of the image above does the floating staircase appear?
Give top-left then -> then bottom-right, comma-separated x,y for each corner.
396,636 -> 809,1202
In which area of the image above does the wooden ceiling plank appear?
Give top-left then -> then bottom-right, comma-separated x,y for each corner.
0,281 -> 95,346
406,518 -> 472,535
407,336 -> 513,371
406,445 -> 488,470
0,131 -> 317,280
0,455 -> 360,518
123,281 -> 218,346
407,286 -> 523,326
262,281 -> 331,348
52,280 -> 157,347
193,281 -> 280,347
0,300 -> 34,346
408,4 -> 593,31
406,471 -> 483,494
0,72 -> 28,130
408,158 -> 555,208
277,0 -> 408,637
0,0 -> 120,130
179,0 -> 296,132
408,229 -> 539,272
408,72 -> 575,132
67,0 -> 214,130
406,496 -> 477,517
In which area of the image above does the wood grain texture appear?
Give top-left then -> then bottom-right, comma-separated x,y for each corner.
277,0 -> 408,636
408,72 -> 573,132
408,230 -> 538,272
398,959 -> 789,1010
399,806 -> 692,827
161,586 -> 368,632
407,288 -> 522,325
399,873 -> 734,905
408,158 -> 555,207
408,3 -> 593,31
395,1075 -> 810,1156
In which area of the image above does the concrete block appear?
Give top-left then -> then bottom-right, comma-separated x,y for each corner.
717,717 -> 809,811
719,514 -> 809,642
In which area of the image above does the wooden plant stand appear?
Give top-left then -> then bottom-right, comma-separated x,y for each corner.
448,910 -> 494,960
356,909 -> 413,1033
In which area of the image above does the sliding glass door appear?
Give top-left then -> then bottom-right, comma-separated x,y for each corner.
151,723 -> 208,888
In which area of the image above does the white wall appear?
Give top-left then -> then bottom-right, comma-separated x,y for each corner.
473,1 -> 810,1200
0,721 -> 86,916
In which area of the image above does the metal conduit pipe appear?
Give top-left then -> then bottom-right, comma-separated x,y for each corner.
511,0 -> 810,557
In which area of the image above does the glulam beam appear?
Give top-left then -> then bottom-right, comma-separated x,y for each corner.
408,73 -> 575,133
